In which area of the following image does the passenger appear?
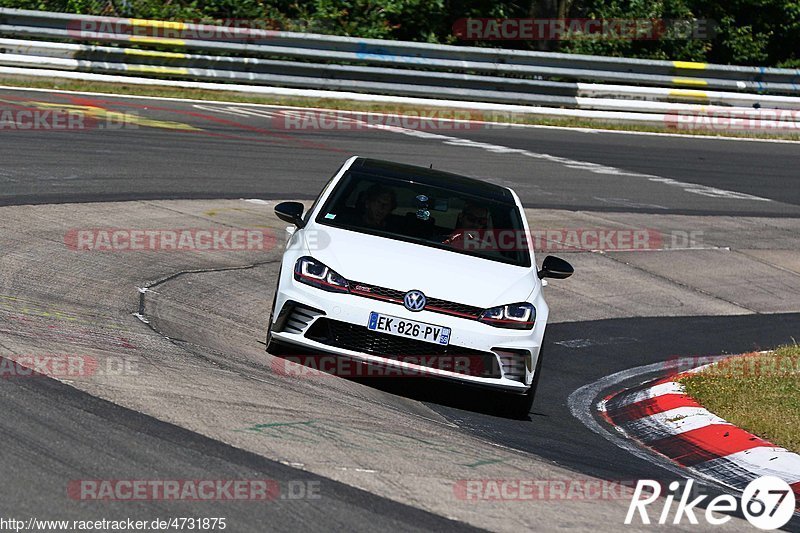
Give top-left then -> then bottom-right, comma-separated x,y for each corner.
456,203 -> 490,231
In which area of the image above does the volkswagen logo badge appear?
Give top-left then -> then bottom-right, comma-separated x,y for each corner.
403,290 -> 426,312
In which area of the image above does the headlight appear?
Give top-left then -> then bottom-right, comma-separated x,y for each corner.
294,256 -> 349,293
479,303 -> 535,329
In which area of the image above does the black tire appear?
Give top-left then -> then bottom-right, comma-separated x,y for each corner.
265,319 -> 280,354
265,303 -> 290,356
265,321 -> 281,354
265,269 -> 282,354
266,312 -> 292,356
527,345 -> 545,403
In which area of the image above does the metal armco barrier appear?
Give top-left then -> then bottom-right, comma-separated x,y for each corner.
1,8 -> 799,128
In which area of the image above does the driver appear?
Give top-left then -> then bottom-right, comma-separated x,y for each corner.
442,203 -> 490,246
361,184 -> 397,229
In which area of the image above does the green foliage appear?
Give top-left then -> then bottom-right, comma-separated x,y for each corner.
284,0 -> 449,39
566,0 -> 798,66
698,0 -> 800,66
561,0 -> 709,62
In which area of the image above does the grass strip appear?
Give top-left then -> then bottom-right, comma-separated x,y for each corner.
681,345 -> 800,454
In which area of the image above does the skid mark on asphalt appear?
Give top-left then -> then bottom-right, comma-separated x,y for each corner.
0,293 -> 134,331
593,197 -> 669,210
201,206 -> 277,226
135,200 -> 283,229
461,458 -> 507,468
0,96 -> 202,131
236,419 -> 508,466
597,253 -> 758,313
0,92 -> 345,150
554,337 -> 639,349
0,294 -> 143,352
61,94 -> 344,151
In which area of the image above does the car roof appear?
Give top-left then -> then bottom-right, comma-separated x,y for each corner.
351,157 -> 516,205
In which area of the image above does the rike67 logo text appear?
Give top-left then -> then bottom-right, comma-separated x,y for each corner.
626,477 -> 796,530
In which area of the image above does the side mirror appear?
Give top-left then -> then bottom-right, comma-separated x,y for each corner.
538,255 -> 573,279
275,201 -> 306,228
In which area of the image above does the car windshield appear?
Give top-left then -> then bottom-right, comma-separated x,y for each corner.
315,170 -> 531,267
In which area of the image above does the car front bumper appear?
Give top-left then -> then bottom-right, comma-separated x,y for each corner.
270,276 -> 549,393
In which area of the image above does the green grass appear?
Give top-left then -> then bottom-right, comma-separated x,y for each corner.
681,344 -> 800,453
1,75 -> 798,141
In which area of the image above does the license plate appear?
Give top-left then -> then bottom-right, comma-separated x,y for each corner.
367,312 -> 451,345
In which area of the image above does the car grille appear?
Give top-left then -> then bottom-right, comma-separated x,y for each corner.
349,281 -> 484,319
305,318 -> 500,378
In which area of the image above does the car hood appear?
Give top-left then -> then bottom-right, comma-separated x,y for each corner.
304,225 -> 537,308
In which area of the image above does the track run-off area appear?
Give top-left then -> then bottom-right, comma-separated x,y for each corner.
1,86 -> 799,531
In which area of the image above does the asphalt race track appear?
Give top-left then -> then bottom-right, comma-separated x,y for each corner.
1,89 -> 799,215
1,87 -> 799,531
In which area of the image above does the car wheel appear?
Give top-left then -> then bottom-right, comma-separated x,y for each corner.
511,387 -> 536,420
265,315 -> 280,354
527,345 -> 545,404
265,270 -> 282,354
266,310 -> 291,356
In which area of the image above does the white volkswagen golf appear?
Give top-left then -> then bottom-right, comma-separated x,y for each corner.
267,156 -> 572,417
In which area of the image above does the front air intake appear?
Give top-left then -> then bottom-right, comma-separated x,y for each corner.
493,348 -> 530,383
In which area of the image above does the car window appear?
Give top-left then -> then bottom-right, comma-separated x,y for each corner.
315,170 -> 530,267
303,166 -> 342,224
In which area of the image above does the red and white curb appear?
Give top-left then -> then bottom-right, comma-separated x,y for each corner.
599,365 -> 800,506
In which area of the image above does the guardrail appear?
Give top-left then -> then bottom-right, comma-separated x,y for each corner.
1,8 -> 799,129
